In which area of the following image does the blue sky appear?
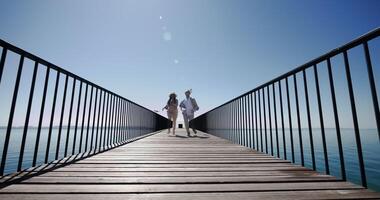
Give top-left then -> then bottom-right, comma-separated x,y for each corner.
0,0 -> 379,127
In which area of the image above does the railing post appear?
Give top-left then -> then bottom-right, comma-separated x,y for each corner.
33,67 -> 50,167
72,81 -> 83,155
285,77 -> 295,163
85,86 -> 94,152
272,83 -> 280,158
18,61 -> 38,171
64,78 -> 76,157
293,74 -> 304,166
0,55 -> 24,175
55,74 -> 69,160
363,42 -> 380,140
327,57 -> 346,180
279,80 -> 287,160
313,65 -> 329,174
343,51 -> 367,187
0,48 -> 7,85
45,71 -> 60,164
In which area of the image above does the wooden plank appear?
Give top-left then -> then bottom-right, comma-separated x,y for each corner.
43,166 -> 313,172
57,163 -> 299,168
15,170 -> 321,177
3,190 -> 380,200
13,175 -> 337,184
0,182 -> 363,193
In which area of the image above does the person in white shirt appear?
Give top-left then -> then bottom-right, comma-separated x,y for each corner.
179,89 -> 199,136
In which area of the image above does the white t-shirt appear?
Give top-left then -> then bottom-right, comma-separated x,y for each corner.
183,98 -> 194,116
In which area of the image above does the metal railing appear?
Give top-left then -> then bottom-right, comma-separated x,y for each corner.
191,28 -> 380,188
0,39 -> 170,176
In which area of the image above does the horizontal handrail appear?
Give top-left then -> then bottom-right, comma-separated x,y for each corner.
200,27 -> 380,115
0,39 -> 151,111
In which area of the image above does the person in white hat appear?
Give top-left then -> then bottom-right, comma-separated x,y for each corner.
179,89 -> 199,136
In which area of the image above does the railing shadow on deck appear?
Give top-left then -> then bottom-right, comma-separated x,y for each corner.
190,27 -> 380,190
0,130 -> 161,188
0,39 -> 171,178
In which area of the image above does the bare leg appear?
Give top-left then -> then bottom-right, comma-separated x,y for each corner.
183,113 -> 190,136
167,112 -> 172,134
188,114 -> 196,134
172,111 -> 178,135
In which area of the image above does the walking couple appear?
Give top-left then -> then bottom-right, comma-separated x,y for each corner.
162,89 -> 199,137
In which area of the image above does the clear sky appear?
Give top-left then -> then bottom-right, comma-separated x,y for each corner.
0,0 -> 379,127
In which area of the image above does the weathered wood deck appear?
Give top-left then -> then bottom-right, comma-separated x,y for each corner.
1,129 -> 379,199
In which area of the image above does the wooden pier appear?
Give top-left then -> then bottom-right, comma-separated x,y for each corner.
0,129 -> 380,199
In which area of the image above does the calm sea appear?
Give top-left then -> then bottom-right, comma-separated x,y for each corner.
0,127 -> 379,192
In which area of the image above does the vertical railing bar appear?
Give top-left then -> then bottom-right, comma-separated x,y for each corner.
55,74 -> 68,160
231,101 -> 235,143
120,100 -> 124,142
236,100 -> 239,144
109,95 -> 116,146
236,100 -> 238,144
116,97 -> 121,143
45,71 -> 60,164
85,86 -> 94,152
303,69 -> 316,170
247,94 -> 252,149
255,92 -> 259,150
263,88 -> 268,153
237,98 -> 242,145
313,64 -> 329,174
0,55 -> 24,175
121,100 -> 125,139
18,61 -> 38,171
99,91 -> 107,150
0,48 -> 7,85
244,96 -> 247,146
72,81 -> 83,155
258,90 -> 263,152
114,97 -> 119,143
245,96 -> 249,147
107,95 -> 113,147
279,80 -> 287,160
33,67 -> 50,166
116,97 -> 121,144
115,96 -> 119,143
95,89 -> 102,152
231,101 -> 234,143
267,86 -> 273,156
293,74 -> 304,166
285,77 -> 295,163
343,50 -> 367,187
327,57 -> 346,180
273,83 -> 280,158
64,77 -> 76,157
242,97 -> 246,146
227,103 -> 233,141
139,107 -> 142,136
90,88 -> 98,152
363,42 -> 380,140
79,84 -> 88,153
132,104 -> 135,139
250,92 -> 255,149
121,99 -> 125,142
126,101 -> 130,141
103,93 -> 110,149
